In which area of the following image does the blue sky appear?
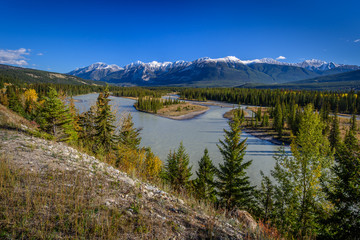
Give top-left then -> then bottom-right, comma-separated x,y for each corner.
1,0 -> 359,73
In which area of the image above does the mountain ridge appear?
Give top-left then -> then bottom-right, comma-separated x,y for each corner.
68,57 -> 360,87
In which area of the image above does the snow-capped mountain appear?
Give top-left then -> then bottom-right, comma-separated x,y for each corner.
69,62 -> 123,80
68,57 -> 360,87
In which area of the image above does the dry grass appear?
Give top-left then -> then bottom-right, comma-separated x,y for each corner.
0,104 -> 37,131
0,157 -> 163,239
223,108 -> 250,119
157,103 -> 208,117
338,116 -> 360,139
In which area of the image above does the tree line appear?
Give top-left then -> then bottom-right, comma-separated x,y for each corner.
135,97 -> 183,113
179,87 -> 360,114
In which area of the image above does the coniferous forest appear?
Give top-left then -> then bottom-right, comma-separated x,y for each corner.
0,81 -> 359,239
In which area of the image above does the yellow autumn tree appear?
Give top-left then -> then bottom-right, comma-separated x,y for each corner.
23,89 -> 38,114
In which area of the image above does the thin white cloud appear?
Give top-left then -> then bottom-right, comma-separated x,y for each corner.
276,56 -> 286,60
37,53 -> 43,56
354,39 -> 360,43
0,48 -> 30,66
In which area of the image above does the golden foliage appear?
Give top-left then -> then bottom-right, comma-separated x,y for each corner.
115,147 -> 163,181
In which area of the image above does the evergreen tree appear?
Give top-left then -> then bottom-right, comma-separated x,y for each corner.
273,102 -> 283,137
254,171 -> 274,222
270,104 -> 333,238
322,129 -> 360,240
215,112 -> 254,210
6,85 -> 24,116
194,148 -> 216,202
37,87 -> 76,142
79,105 -> 97,143
329,111 -> 341,150
118,113 -> 141,149
68,96 -> 82,133
163,142 -> 192,192
350,113 -> 357,132
262,112 -> 269,127
94,86 -> 116,152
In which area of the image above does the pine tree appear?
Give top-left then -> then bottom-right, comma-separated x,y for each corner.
37,87 -> 76,142
79,105 -> 97,143
68,96 -> 82,133
215,112 -> 254,210
118,113 -> 141,150
6,85 -> 24,116
329,111 -> 341,150
163,142 -> 192,192
262,112 -> 269,127
273,102 -> 283,137
322,129 -> 360,240
254,171 -> 274,222
270,104 -> 333,238
194,148 -> 216,202
350,113 -> 357,132
94,86 -> 116,152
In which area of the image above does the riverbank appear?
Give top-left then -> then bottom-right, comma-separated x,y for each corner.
243,128 -> 291,146
223,108 -> 291,146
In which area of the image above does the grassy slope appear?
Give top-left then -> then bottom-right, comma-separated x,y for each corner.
0,104 -> 265,239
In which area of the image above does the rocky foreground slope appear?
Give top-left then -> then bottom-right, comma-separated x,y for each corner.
0,128 -> 259,239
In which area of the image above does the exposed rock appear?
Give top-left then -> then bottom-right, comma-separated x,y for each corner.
232,209 -> 258,231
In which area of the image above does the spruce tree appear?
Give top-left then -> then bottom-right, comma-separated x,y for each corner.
254,171 -> 274,222
194,148 -> 216,202
163,142 -> 192,192
215,112 -> 254,210
273,102 -> 283,137
118,113 -> 141,150
323,129 -> 360,240
329,111 -> 341,150
6,85 -> 24,116
94,86 -> 116,152
350,113 -> 357,132
79,105 -> 97,143
37,87 -> 76,142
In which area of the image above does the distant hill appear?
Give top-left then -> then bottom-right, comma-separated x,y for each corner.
68,57 -> 360,87
247,69 -> 360,90
0,64 -> 104,86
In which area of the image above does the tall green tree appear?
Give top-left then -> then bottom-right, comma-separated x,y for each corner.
322,129 -> 360,240
118,113 -> 141,150
329,111 -> 341,150
215,112 -> 254,210
6,85 -> 24,116
194,148 -> 216,202
273,102 -> 283,137
350,113 -> 357,132
271,104 -> 333,238
94,86 -> 116,152
254,171 -> 274,222
37,87 -> 77,142
163,142 -> 192,192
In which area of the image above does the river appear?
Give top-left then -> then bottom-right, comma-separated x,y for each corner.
73,93 -> 290,186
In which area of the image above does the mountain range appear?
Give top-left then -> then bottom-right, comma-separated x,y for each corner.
68,57 -> 360,87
